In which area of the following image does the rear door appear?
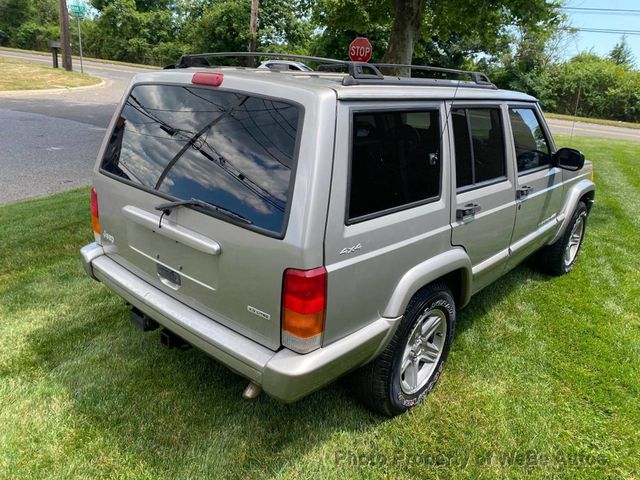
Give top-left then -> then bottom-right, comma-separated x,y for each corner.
323,101 -> 451,345
94,81 -> 327,350
505,104 -> 563,264
449,104 -> 517,293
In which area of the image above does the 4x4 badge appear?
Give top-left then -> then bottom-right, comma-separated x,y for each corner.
340,243 -> 362,255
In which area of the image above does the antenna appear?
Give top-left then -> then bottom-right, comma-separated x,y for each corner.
570,85 -> 582,143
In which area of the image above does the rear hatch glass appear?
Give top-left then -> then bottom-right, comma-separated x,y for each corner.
97,82 -> 303,350
101,83 -> 301,235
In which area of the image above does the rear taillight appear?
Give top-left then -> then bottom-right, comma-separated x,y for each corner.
90,187 -> 101,243
282,266 -> 327,353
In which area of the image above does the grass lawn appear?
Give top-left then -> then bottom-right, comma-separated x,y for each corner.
0,56 -> 101,91
0,135 -> 638,479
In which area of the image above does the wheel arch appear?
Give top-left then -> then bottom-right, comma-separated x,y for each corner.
581,189 -> 595,214
382,248 -> 472,319
549,179 -> 595,245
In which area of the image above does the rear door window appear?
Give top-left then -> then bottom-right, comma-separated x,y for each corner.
101,84 -> 301,235
348,109 -> 441,221
452,108 -> 506,189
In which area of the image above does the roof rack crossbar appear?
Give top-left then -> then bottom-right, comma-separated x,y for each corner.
169,52 -> 493,86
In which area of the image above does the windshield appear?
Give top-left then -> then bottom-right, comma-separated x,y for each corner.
101,84 -> 301,235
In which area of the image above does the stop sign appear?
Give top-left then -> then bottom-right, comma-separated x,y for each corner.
349,37 -> 373,62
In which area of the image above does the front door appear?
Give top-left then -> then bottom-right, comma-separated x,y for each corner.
449,105 -> 517,293
505,105 -> 563,266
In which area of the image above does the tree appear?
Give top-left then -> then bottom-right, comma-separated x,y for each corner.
383,0 -> 426,64
608,36 -> 635,67
182,0 -> 252,55
488,13 -> 572,108
0,0 -> 32,39
182,0 -> 311,59
312,0 -> 563,68
548,53 -> 640,122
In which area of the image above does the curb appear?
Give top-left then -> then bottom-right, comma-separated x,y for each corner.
0,78 -> 107,96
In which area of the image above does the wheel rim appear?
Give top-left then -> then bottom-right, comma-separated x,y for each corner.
564,212 -> 586,267
399,308 -> 447,395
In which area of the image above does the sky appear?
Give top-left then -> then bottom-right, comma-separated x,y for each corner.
562,0 -> 640,62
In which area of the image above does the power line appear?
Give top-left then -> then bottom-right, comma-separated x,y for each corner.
562,7 -> 640,16
570,27 -> 640,36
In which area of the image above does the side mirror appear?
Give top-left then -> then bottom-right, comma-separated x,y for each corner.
553,147 -> 585,171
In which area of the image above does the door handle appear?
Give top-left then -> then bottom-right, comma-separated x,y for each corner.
122,206 -> 221,255
456,203 -> 481,220
517,185 -> 534,199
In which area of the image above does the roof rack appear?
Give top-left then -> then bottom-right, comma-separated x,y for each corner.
166,52 -> 496,89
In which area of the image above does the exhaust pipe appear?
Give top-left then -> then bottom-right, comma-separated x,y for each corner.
159,328 -> 190,350
242,381 -> 262,400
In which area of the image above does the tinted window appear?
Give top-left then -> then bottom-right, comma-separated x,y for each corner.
509,108 -> 551,172
348,110 -> 441,220
452,108 -> 506,188
101,84 -> 300,234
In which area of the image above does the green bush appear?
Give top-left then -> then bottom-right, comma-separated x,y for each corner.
549,54 -> 640,122
11,21 -> 59,51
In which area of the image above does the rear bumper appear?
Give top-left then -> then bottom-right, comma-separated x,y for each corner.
80,242 -> 399,403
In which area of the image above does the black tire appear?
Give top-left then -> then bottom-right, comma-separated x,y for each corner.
535,201 -> 588,276
353,283 -> 456,417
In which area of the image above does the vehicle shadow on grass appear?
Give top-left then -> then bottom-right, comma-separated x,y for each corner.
23,282 -> 382,477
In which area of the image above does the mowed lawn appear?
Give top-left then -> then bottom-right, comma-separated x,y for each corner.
0,135 -> 638,479
0,56 -> 100,91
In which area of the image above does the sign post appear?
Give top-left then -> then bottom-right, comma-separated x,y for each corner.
348,37 -> 373,63
69,3 -> 86,73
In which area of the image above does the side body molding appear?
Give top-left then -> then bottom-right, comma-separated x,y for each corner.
382,248 -> 473,318
548,179 -> 595,245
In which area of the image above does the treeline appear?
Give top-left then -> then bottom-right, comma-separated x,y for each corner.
546,54 -> 640,122
0,0 -> 638,122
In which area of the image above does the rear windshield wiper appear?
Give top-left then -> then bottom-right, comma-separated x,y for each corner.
155,198 -> 253,225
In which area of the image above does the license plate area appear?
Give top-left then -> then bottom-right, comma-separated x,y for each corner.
157,263 -> 181,289
126,222 -> 219,290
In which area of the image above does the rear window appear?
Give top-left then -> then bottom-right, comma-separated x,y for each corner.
100,84 -> 301,235
452,108 -> 506,189
348,109 -> 441,221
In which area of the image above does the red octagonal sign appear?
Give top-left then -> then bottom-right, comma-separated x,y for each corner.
349,37 -> 373,62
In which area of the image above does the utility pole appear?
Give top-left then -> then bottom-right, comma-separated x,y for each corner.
58,0 -> 73,71
247,0 -> 259,67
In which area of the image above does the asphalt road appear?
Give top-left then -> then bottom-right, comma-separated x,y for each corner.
0,50 -> 638,204
0,50 -> 149,204
546,118 -> 640,143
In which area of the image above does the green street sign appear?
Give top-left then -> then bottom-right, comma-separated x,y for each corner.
69,4 -> 86,15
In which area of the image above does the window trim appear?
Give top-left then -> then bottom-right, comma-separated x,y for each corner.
456,175 -> 509,194
344,106 -> 443,225
97,81 -> 305,240
508,106 -> 554,175
452,106 -> 508,192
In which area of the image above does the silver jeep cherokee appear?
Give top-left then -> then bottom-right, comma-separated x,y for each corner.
80,53 -> 595,416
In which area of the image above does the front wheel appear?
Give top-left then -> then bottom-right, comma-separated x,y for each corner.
536,201 -> 588,276
353,283 -> 456,417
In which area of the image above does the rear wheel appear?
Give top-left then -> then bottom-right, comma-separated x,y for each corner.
353,283 -> 456,417
535,201 -> 588,276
